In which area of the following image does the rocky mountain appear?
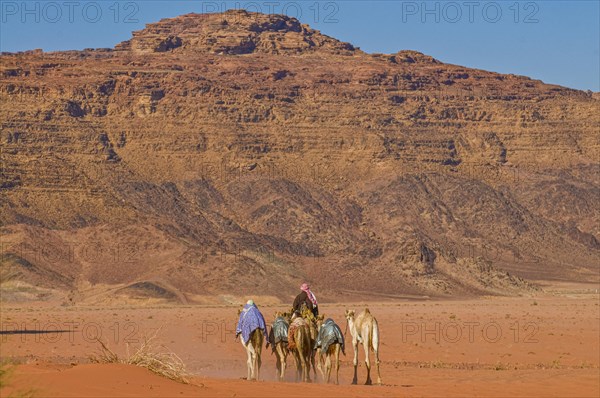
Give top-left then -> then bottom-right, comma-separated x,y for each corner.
1,10 -> 598,304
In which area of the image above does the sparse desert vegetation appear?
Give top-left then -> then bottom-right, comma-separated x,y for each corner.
89,328 -> 189,384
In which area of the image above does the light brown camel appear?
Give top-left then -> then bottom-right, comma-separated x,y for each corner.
315,315 -> 343,385
287,313 -> 312,382
269,311 -> 290,381
345,308 -> 382,385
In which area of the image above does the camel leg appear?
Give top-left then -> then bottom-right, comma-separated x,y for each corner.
255,347 -> 261,381
275,344 -> 282,381
373,319 -> 382,385
277,344 -> 287,381
252,350 -> 257,381
311,350 -> 317,380
306,344 -> 312,383
245,344 -> 252,380
275,352 -> 281,380
294,351 -> 301,382
251,346 -> 258,381
374,346 -> 382,385
281,351 -> 287,382
300,354 -> 306,381
325,354 -> 332,384
334,345 -> 340,385
300,347 -> 310,383
319,349 -> 327,382
351,340 -> 359,384
363,341 -> 372,385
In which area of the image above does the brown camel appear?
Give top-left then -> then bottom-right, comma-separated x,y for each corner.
288,314 -> 312,382
315,315 -> 343,385
299,306 -> 318,379
269,311 -> 290,381
345,308 -> 382,385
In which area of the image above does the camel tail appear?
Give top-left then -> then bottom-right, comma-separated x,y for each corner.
371,317 -> 379,353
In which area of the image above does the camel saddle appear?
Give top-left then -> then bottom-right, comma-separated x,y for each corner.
268,316 -> 289,351
315,318 -> 345,355
287,317 -> 308,350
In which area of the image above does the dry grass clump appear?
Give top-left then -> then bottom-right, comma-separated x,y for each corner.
0,363 -> 14,390
89,327 -> 189,384
0,361 -> 36,397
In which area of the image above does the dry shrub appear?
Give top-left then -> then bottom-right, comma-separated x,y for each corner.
89,327 -> 189,384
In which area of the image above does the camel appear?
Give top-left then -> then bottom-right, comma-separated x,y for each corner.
299,306 -> 318,379
287,313 -> 312,382
236,304 -> 266,381
269,311 -> 290,381
345,308 -> 382,385
315,315 -> 344,385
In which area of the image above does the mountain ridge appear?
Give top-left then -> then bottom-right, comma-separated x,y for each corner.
0,11 -> 598,305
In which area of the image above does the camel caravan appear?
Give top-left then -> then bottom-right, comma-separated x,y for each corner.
235,283 -> 382,385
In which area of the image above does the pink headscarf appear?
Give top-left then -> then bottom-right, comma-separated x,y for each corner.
300,283 -> 317,306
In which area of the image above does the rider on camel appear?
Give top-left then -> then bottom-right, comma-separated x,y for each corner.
293,282 -> 318,317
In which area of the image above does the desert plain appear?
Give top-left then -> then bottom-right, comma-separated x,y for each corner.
1,282 -> 599,397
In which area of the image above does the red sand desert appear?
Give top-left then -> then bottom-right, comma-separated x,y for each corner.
2,289 -> 599,397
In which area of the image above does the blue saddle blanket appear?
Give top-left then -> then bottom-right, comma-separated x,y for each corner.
236,304 -> 268,345
268,316 -> 289,349
315,318 -> 345,355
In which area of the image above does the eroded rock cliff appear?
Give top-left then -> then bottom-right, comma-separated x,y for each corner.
1,11 -> 598,303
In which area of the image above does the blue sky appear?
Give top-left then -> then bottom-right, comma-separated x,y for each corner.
1,1 -> 598,90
